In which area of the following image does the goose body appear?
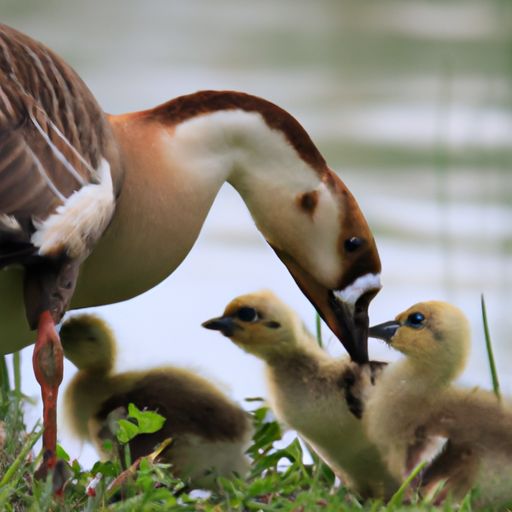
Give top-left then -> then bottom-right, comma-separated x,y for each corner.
62,314 -> 252,488
202,290 -> 399,498
0,23 -> 381,469
367,301 -> 512,508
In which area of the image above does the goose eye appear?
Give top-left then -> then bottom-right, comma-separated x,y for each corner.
237,307 -> 259,322
344,237 -> 363,252
406,312 -> 425,328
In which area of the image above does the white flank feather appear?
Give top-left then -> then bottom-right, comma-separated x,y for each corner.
31,158 -> 115,258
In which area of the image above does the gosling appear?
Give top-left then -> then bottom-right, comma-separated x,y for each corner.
202,290 -> 399,499
61,314 -> 252,489
367,301 -> 512,508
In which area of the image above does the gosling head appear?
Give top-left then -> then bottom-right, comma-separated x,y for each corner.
60,314 -> 117,373
202,290 -> 310,360
368,301 -> 471,382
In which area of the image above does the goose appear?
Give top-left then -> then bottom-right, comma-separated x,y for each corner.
202,290 -> 399,498
0,23 -> 381,471
367,301 -> 512,508
61,314 -> 252,489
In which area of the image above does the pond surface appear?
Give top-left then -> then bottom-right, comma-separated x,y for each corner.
1,0 -> 511,466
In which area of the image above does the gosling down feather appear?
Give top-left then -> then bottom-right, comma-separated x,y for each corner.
61,314 -> 252,489
0,23 -> 381,468
367,301 -> 512,509
202,290 -> 399,499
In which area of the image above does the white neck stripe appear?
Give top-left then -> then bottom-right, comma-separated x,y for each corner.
333,273 -> 381,305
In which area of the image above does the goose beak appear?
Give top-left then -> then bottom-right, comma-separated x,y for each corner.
270,247 -> 381,364
368,321 -> 400,343
202,316 -> 238,337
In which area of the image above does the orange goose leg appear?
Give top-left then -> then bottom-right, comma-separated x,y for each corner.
32,310 -> 63,477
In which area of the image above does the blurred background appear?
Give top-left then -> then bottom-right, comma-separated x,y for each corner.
1,0 -> 511,466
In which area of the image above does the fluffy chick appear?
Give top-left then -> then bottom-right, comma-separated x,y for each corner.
61,314 -> 252,489
202,290 -> 399,499
367,301 -> 512,508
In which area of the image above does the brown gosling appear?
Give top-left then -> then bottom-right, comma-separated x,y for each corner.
367,301 -> 512,508
202,290 -> 399,499
61,314 -> 252,489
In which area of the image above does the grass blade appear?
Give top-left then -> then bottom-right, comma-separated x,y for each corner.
315,312 -> 323,348
0,424 -> 42,488
13,352 -> 21,397
481,294 -> 501,401
387,460 -> 427,508
0,355 -> 10,404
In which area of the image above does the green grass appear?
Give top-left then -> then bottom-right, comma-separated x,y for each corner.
0,362 -> 468,511
0,392 -> 444,512
480,294 -> 501,401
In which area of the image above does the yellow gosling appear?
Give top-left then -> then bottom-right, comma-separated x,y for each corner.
61,314 -> 252,489
202,290 -> 399,499
366,301 -> 512,508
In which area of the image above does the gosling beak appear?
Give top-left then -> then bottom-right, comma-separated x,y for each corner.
368,321 -> 400,343
202,316 -> 238,337
270,246 -> 381,364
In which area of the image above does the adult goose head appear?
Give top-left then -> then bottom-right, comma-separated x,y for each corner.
0,23 -> 380,472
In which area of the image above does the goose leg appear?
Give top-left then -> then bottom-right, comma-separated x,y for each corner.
32,310 -> 63,477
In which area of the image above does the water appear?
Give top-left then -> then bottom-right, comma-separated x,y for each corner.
1,0 -> 511,467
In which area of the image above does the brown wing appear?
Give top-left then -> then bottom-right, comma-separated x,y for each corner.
93,371 -> 250,461
426,389 -> 512,451
408,390 -> 512,501
96,371 -> 250,443
418,440 -> 476,503
0,24 -> 116,261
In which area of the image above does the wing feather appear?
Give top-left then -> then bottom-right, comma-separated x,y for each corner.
0,24 -> 119,262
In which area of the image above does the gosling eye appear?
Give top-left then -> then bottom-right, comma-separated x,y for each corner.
344,237 -> 364,253
406,312 -> 425,328
236,307 -> 259,322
